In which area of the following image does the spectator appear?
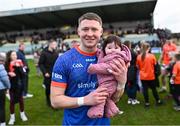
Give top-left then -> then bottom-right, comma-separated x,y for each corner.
38,39 -> 59,107
124,41 -> 140,105
17,42 -> 33,98
71,40 -> 80,48
159,39 -> 177,92
136,42 -> 162,107
5,51 -> 28,125
170,53 -> 180,111
0,54 -> 11,126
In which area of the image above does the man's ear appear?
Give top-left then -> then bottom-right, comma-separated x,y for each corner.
77,27 -> 80,37
101,28 -> 103,36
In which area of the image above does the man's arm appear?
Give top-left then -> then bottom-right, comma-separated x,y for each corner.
50,86 -> 108,109
88,63 -> 112,74
38,52 -> 47,75
50,86 -> 79,108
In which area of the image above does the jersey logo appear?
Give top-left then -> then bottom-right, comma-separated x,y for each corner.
78,81 -> 96,89
86,58 -> 96,62
72,63 -> 84,68
53,73 -> 63,79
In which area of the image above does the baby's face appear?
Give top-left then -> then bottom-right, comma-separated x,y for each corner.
105,42 -> 121,55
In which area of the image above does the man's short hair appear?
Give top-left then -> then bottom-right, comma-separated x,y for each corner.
19,41 -> 24,47
48,39 -> 56,44
78,12 -> 102,26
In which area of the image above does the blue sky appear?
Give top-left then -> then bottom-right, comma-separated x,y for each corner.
0,0 -> 180,33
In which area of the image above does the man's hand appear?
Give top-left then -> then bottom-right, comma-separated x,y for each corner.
84,87 -> 108,106
45,73 -> 50,77
108,58 -> 129,85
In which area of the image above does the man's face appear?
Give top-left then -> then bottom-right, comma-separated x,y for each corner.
19,44 -> 25,51
77,19 -> 103,49
49,41 -> 57,50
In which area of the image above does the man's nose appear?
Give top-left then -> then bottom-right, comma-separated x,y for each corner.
86,30 -> 93,36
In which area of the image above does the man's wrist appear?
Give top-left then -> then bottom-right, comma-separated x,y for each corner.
77,97 -> 84,106
117,83 -> 125,90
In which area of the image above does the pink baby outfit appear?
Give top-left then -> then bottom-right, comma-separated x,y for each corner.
87,44 -> 131,118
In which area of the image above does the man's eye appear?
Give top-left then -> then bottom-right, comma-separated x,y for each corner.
92,28 -> 98,32
82,28 -> 89,31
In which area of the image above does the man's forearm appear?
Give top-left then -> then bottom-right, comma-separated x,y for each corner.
51,95 -> 82,109
50,86 -> 108,109
117,82 -> 126,90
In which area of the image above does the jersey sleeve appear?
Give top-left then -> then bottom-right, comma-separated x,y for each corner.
51,56 -> 68,89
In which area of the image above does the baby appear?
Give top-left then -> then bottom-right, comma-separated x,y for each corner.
87,35 -> 131,118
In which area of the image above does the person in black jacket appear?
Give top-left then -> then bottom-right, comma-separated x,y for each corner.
17,42 -> 33,98
124,41 -> 140,105
38,39 -> 59,107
